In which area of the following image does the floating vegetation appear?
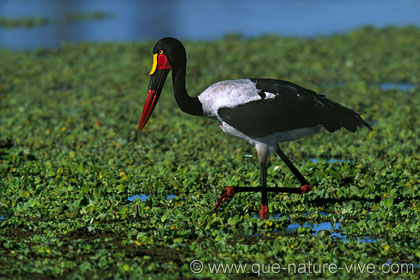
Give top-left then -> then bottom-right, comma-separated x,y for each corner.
0,26 -> 419,278
0,11 -> 112,29
64,11 -> 113,22
0,16 -> 48,28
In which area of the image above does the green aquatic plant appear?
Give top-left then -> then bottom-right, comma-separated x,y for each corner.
0,11 -> 112,29
0,16 -> 48,28
64,11 -> 113,22
0,26 -> 419,279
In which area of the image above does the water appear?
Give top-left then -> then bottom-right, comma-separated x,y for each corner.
286,221 -> 378,243
2,0 -> 420,50
166,194 -> 177,200
127,194 -> 176,202
379,82 -> 417,91
287,221 -> 340,235
309,158 -> 348,164
329,81 -> 417,91
127,194 -> 150,202
259,212 -> 377,243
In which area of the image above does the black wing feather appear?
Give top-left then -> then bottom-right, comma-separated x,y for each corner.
218,78 -> 371,138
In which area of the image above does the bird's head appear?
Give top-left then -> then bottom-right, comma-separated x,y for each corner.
137,37 -> 186,133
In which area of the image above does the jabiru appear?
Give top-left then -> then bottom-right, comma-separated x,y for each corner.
137,37 -> 371,219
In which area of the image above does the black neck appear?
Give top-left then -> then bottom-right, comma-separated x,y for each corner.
172,65 -> 203,116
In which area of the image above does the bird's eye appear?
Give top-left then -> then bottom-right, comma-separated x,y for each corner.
159,50 -> 164,54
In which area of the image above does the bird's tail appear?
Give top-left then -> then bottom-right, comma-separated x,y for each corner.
315,96 -> 372,133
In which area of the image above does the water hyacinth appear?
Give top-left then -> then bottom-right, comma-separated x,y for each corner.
1,26 -> 420,278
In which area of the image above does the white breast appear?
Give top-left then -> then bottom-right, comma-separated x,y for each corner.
198,79 -> 270,118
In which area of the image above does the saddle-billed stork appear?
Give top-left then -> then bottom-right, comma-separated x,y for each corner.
137,37 -> 371,219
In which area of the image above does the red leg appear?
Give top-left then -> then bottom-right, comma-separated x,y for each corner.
300,184 -> 312,194
214,186 -> 235,211
259,204 -> 269,220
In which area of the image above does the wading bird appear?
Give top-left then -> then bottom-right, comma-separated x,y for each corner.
137,37 -> 371,219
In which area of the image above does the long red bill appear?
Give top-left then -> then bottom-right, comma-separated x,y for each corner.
137,89 -> 162,132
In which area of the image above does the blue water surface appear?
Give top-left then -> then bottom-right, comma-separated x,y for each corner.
379,82 -> 417,91
286,221 -> 378,243
127,194 -> 177,202
127,194 -> 150,202
1,0 -> 420,50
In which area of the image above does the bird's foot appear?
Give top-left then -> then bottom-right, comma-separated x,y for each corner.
300,184 -> 312,194
259,204 -> 269,220
214,186 -> 235,211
